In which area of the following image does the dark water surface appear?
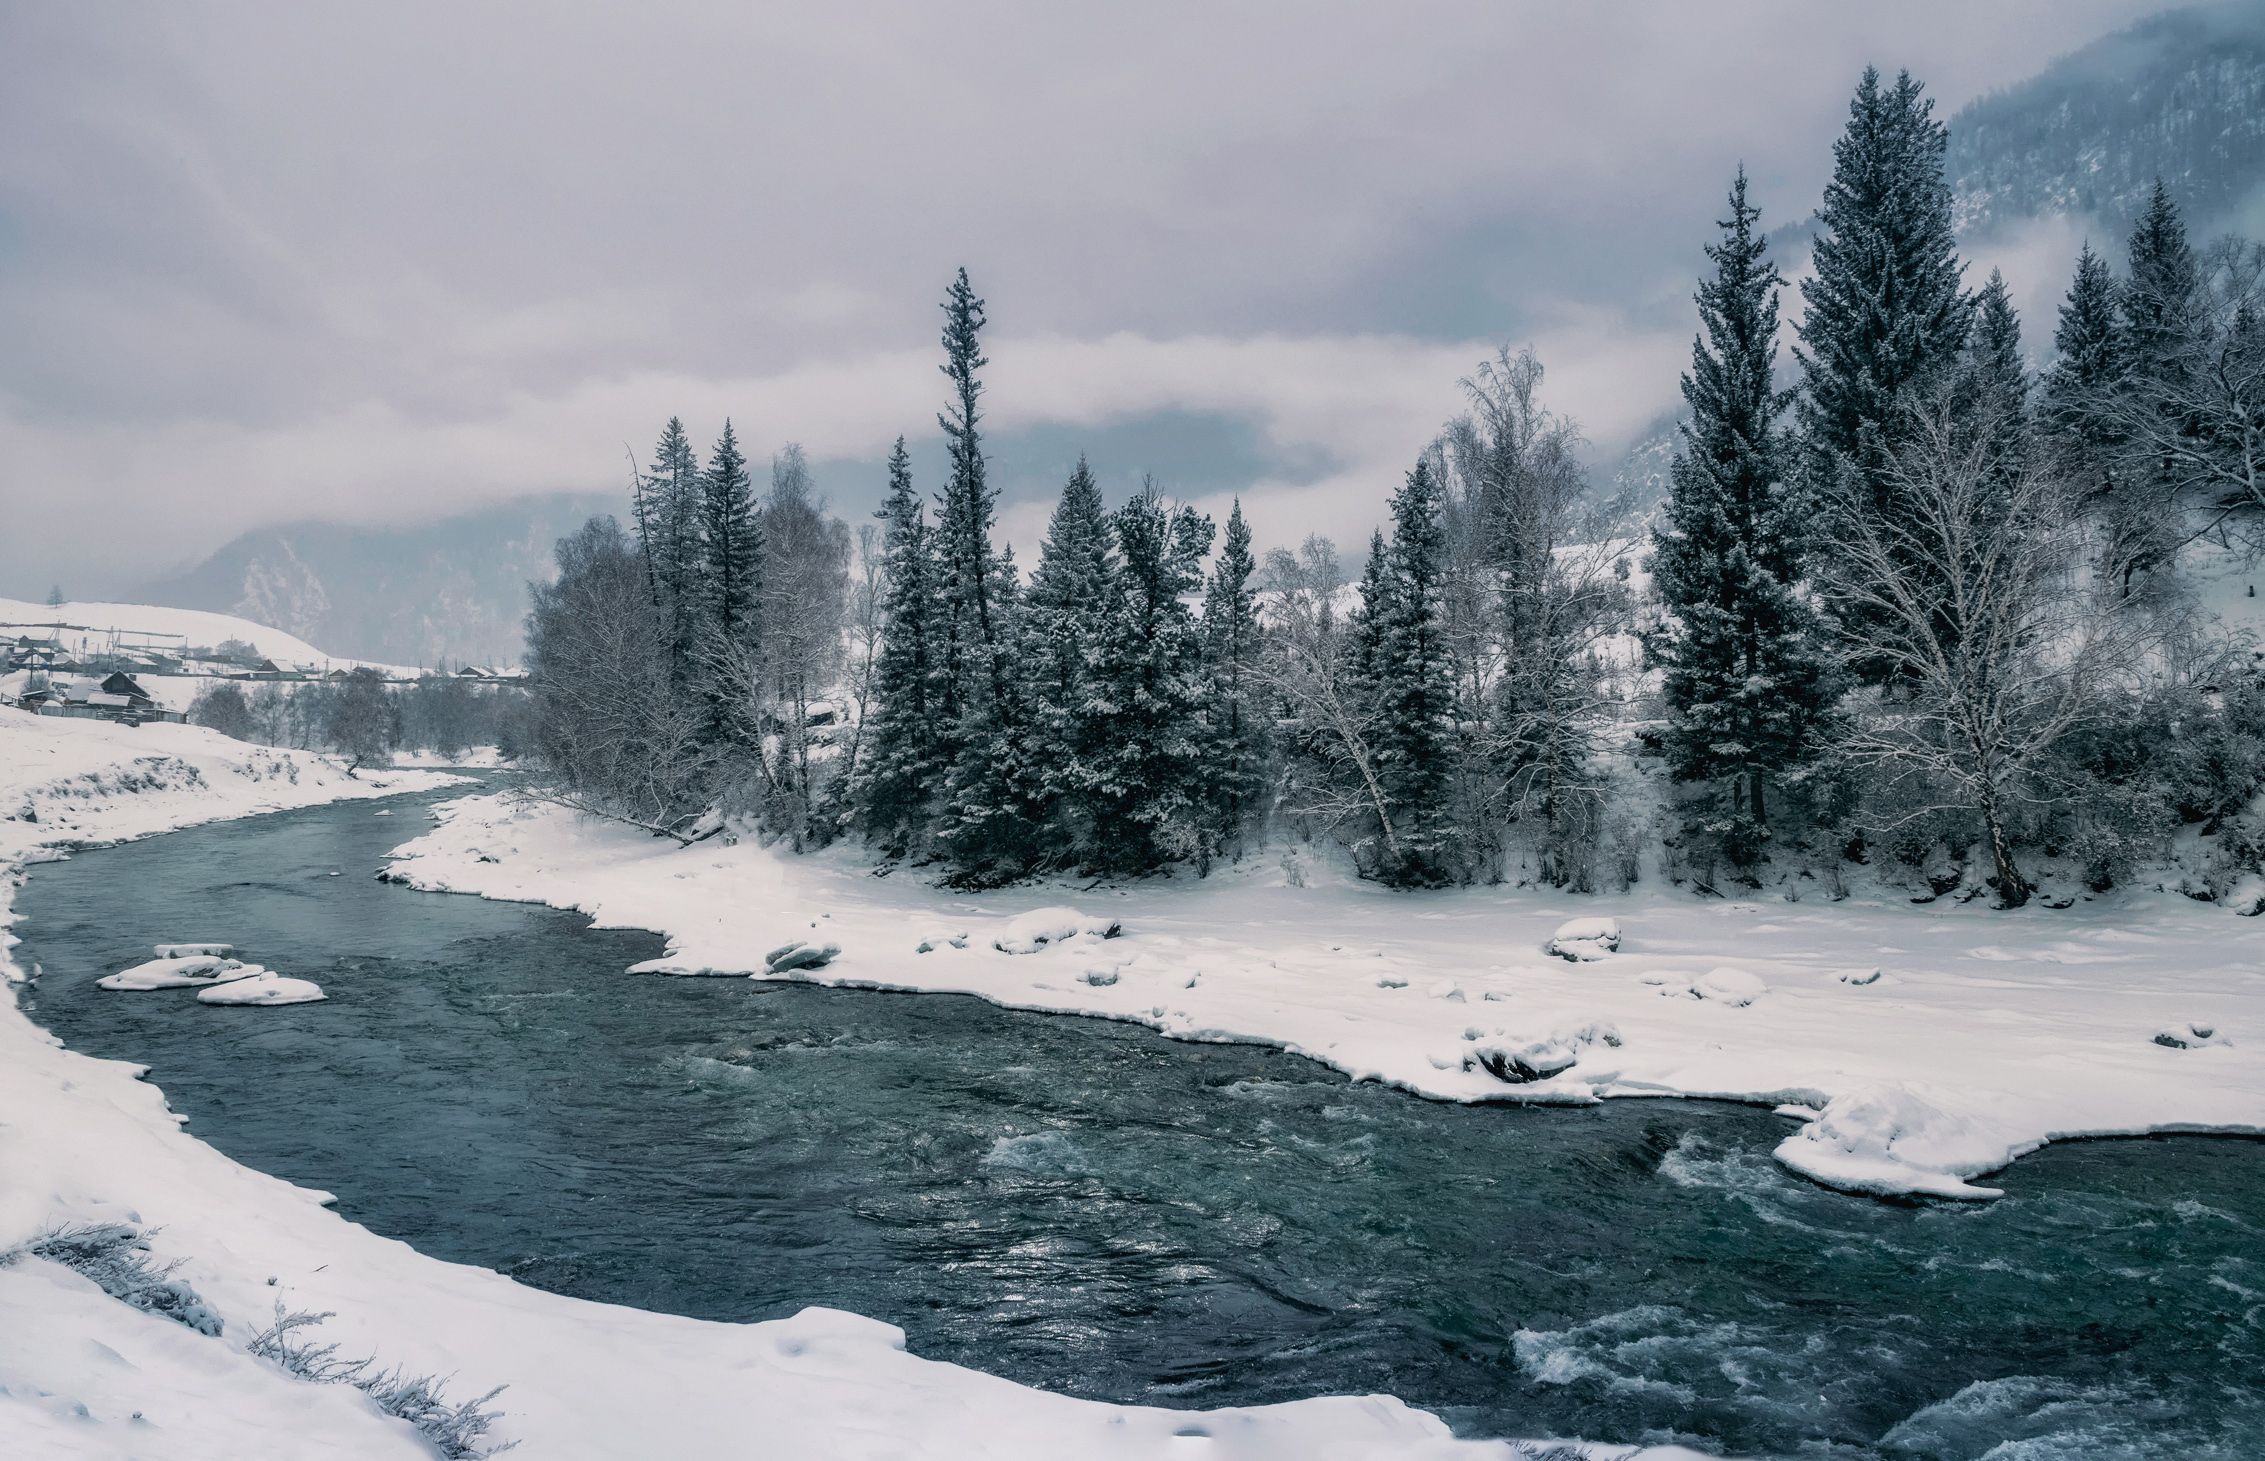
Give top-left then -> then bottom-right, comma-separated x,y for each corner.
17,788 -> 2264,1459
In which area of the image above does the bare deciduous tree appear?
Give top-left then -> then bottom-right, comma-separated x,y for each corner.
525,516 -> 709,838
1820,397 -> 2148,906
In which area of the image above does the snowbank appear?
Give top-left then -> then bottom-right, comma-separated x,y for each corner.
385,794 -> 2265,1208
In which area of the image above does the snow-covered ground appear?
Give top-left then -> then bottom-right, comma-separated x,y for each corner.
0,710 -> 1692,1461
386,795 -> 2265,1203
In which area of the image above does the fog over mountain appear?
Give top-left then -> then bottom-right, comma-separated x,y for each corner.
15,1 -> 2265,662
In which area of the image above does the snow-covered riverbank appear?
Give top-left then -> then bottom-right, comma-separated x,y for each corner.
387,793 -> 2265,1203
0,709 -> 1693,1458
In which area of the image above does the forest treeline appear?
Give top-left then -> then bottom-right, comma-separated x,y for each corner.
191,671 -> 530,766
527,67 -> 2265,906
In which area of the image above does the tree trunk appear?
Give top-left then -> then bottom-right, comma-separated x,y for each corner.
1978,783 -> 2030,909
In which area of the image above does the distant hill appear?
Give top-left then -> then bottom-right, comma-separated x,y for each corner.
140,494 -> 619,668
1946,2 -> 2265,238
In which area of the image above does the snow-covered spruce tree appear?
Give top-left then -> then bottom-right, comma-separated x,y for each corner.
1080,485 -> 1213,876
634,416 -> 705,689
1361,458 -> 1460,885
1796,67 -> 1971,681
1960,269 -> 2032,514
1647,170 -> 1841,874
1022,456 -> 1118,863
2042,243 -> 2127,504
2123,179 -> 2200,384
694,419 -> 764,750
1197,499 -> 1268,866
857,438 -> 942,856
930,269 -> 1041,884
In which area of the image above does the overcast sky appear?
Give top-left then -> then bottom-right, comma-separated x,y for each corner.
0,1 -> 2175,595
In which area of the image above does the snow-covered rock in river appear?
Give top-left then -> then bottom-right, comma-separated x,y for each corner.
914,927 -> 970,953
1694,968 -> 1767,1006
98,955 -> 261,991
1464,1021 -> 1621,1085
195,973 -> 326,1006
153,942 -> 232,958
764,940 -> 841,974
1836,966 -> 1885,986
1545,915 -> 1621,962
1773,1085 -> 2010,1200
2155,1020 -> 2229,1050
992,907 -> 1121,954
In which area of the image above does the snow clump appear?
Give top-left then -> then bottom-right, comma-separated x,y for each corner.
1695,968 -> 1768,1006
764,940 -> 842,974
992,908 -> 1121,954
1545,916 -> 1620,961
1464,1021 -> 1622,1085
2154,1021 -> 2229,1050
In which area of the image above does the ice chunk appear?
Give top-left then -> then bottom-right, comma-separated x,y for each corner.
992,908 -> 1121,954
153,942 -> 232,958
764,941 -> 842,974
1695,968 -> 1767,1006
100,956 -> 260,991
1546,916 -> 1620,961
196,974 -> 326,1006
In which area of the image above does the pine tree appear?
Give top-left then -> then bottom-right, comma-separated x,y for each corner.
2043,243 -> 2125,457
2097,180 -> 2208,588
1796,67 -> 1971,678
635,416 -> 705,688
1023,457 -> 1118,862
1363,458 -> 1460,885
696,419 -> 762,746
857,438 -> 940,854
1198,499 -> 1267,864
2123,178 -> 2198,382
1649,170 -> 1841,871
1083,486 -> 1213,876
929,269 -> 1038,883
1962,268 -> 2031,475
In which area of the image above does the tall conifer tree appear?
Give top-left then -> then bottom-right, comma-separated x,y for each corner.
929,269 -> 1038,882
1199,499 -> 1268,863
1366,459 -> 1458,885
636,417 -> 704,689
858,438 -> 941,853
1796,67 -> 1970,676
1084,487 -> 1213,875
1024,457 -> 1117,861
696,420 -> 762,745
1650,171 -> 1840,868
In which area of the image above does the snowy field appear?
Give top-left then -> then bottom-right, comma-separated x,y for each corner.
386,795 -> 2265,1203
0,710 -> 1691,1461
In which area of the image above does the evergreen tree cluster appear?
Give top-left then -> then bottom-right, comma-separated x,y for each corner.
524,61 -> 2265,907
1650,65 -> 2265,903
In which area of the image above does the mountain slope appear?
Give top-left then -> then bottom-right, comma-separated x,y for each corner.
1947,2 -> 2265,236
139,494 -> 618,667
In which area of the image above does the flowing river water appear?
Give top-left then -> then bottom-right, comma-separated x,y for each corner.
16,786 -> 2264,1459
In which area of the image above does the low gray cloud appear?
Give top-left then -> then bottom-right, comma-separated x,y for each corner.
0,0 -> 2169,591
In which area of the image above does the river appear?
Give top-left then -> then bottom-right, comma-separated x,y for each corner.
16,785 -> 2264,1458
